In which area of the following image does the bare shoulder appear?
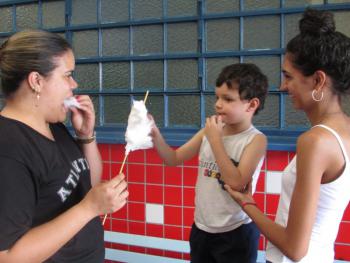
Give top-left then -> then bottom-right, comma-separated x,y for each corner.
297,126 -> 344,161
243,133 -> 267,155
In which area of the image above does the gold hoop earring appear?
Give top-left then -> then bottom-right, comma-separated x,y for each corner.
312,89 -> 323,102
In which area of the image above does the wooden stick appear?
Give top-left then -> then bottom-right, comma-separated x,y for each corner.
143,90 -> 149,104
102,91 -> 148,225
102,154 -> 128,225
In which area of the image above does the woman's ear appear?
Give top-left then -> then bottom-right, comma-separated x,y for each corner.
247,98 -> 260,114
313,70 -> 327,90
27,71 -> 43,93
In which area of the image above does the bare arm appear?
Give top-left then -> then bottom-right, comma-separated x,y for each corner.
79,140 -> 102,186
225,131 -> 328,261
0,174 -> 128,263
151,116 -> 204,166
205,116 -> 267,190
70,95 -> 102,185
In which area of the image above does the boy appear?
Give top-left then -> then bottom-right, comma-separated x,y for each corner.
150,63 -> 268,263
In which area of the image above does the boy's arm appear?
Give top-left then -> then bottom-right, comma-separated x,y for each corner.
211,133 -> 266,190
205,115 -> 266,190
151,119 -> 204,166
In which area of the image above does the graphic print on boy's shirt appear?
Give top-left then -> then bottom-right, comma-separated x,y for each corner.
199,158 -> 239,189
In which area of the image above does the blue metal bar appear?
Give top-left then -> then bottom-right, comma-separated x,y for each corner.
198,0 -> 205,126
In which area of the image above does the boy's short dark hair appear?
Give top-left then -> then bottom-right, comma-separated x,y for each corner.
216,63 -> 268,115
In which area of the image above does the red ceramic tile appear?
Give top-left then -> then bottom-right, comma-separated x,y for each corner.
164,186 -> 182,206
102,162 -> 111,181
146,164 -> 163,184
102,215 -> 111,231
256,171 -> 265,192
128,202 -> 145,221
253,192 -> 265,212
111,243 -> 128,251
127,163 -> 145,183
164,251 -> 183,260
289,151 -> 296,161
334,244 -> 350,261
112,203 -> 127,219
267,151 -> 289,171
183,227 -> 192,241
341,202 -> 350,221
146,223 -> 164,238
129,245 -> 146,254
336,222 -> 350,244
259,235 -> 265,250
146,185 -> 163,204
98,143 -> 110,161
183,187 -> 195,207
261,157 -> 266,170
164,225 -> 182,239
146,148 -> 163,164
147,248 -> 164,257
164,206 -> 182,225
184,253 -> 191,260
127,149 -> 145,163
128,183 -> 145,202
184,155 -> 198,166
164,166 -> 182,186
183,207 -> 194,227
183,167 -> 198,187
111,163 -> 126,178
128,221 -> 145,235
111,219 -> 128,233
266,194 -> 280,215
111,144 -> 125,162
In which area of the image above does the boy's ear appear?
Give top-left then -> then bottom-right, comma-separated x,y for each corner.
247,98 -> 260,113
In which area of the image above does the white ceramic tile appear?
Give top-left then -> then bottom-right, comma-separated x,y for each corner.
146,203 -> 164,224
266,171 -> 282,194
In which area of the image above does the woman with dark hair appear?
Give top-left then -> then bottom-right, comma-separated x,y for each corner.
225,8 -> 350,263
0,30 -> 128,262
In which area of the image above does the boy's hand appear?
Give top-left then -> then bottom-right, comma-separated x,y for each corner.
204,115 -> 224,143
148,114 -> 160,139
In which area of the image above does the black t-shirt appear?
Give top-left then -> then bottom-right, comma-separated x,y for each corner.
0,116 -> 104,262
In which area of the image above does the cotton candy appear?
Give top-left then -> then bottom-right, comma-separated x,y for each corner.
125,100 -> 153,155
64,97 -> 80,109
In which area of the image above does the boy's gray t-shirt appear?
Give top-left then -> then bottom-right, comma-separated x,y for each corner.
195,125 -> 264,233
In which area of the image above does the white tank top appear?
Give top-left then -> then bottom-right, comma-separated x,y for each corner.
266,124 -> 350,263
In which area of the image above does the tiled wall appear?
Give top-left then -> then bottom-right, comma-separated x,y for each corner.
99,144 -> 350,262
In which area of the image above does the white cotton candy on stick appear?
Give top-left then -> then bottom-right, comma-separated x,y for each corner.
63,97 -> 81,109
125,99 -> 153,155
102,91 -> 151,226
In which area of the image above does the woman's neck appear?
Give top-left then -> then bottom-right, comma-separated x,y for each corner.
1,104 -> 53,140
307,102 -> 345,126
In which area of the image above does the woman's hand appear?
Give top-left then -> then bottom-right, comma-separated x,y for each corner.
70,95 -> 95,138
224,180 -> 255,207
81,173 -> 129,217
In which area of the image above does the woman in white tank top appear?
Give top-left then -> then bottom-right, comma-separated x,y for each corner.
224,8 -> 350,263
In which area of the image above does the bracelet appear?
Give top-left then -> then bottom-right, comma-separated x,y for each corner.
241,201 -> 257,209
76,131 -> 96,144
